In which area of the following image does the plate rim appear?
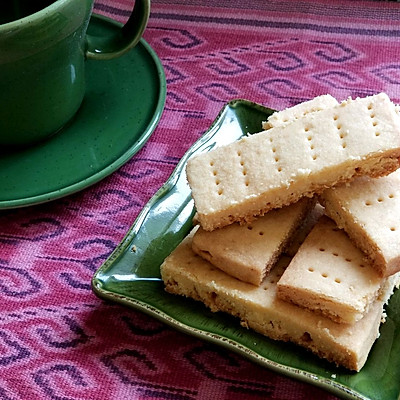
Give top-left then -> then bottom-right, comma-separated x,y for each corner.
0,14 -> 166,209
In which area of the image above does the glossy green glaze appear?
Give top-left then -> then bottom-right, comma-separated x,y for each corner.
0,15 -> 166,208
0,0 -> 92,145
92,99 -> 400,400
0,0 -> 150,146
86,0 -> 150,60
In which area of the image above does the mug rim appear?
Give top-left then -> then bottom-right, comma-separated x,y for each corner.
0,0 -> 75,30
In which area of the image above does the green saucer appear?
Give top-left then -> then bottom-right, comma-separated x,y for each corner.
0,15 -> 166,209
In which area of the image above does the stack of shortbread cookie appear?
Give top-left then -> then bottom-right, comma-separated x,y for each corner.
160,93 -> 400,371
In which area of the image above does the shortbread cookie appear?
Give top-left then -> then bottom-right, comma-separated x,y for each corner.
192,198 -> 314,286
379,271 -> 400,305
277,216 -> 385,324
160,228 -> 394,371
321,169 -> 400,277
262,94 -> 338,129
186,93 -> 400,231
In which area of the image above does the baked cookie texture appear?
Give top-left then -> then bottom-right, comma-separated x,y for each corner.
186,93 -> 400,231
262,94 -> 339,129
321,169 -> 400,277
277,216 -> 386,324
192,198 -> 314,286
160,229 -> 395,372
162,94 -> 400,372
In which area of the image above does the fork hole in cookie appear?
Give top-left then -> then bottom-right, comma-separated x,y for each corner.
301,332 -> 312,343
335,278 -> 341,284
210,292 -> 217,303
308,267 -> 314,272
390,227 -> 396,232
321,273 -> 328,278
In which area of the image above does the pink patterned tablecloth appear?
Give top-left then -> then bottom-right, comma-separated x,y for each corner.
2,0 -> 400,399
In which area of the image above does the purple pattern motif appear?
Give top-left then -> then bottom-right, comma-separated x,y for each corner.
1,0 -> 400,399
311,41 -> 358,63
0,330 -> 30,366
0,263 -> 41,298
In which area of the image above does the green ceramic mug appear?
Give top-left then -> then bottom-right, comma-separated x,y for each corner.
0,0 -> 150,147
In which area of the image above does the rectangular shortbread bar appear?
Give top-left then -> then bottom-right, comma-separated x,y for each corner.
160,229 -> 394,371
277,216 -> 386,324
192,198 -> 314,286
262,94 -> 339,129
320,169 -> 400,277
186,93 -> 400,231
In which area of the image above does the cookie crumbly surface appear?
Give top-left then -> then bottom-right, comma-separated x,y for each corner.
186,93 -> 400,231
262,94 -> 339,129
192,198 -> 314,286
321,169 -> 400,277
277,216 -> 385,324
160,229 -> 392,371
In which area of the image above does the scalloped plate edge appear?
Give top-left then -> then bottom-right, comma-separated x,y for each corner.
92,99 -> 385,400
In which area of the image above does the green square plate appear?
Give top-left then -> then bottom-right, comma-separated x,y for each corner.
92,99 -> 400,400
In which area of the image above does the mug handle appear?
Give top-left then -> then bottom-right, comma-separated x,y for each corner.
86,0 -> 151,60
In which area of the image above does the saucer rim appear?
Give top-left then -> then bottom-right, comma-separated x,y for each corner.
0,16 -> 166,210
